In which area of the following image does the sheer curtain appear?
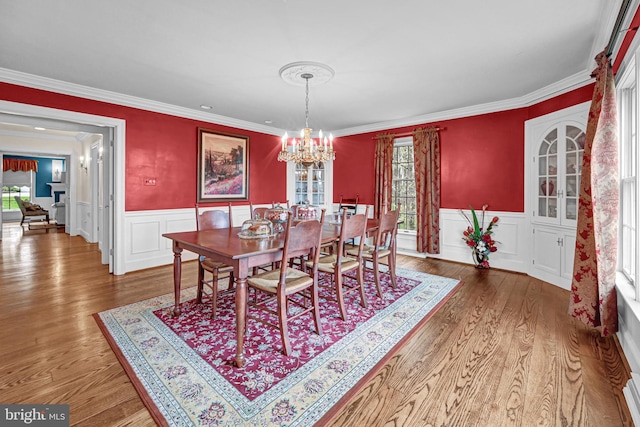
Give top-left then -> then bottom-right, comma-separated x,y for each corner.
568,51 -> 619,336
374,133 -> 394,218
412,127 -> 441,254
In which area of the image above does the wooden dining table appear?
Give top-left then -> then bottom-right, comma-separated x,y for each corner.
163,218 -> 388,368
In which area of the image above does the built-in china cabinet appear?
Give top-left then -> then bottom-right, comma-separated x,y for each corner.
525,101 -> 589,290
286,161 -> 333,211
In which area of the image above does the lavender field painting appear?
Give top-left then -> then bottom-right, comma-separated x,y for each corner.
197,128 -> 249,202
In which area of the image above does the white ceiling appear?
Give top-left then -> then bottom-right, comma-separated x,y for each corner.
0,0 -> 622,137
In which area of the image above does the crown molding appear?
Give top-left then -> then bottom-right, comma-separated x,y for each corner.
333,70 -> 593,137
0,68 -> 283,137
1,66 -> 593,139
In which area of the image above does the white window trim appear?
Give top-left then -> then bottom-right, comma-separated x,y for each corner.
392,136 -> 416,233
616,42 -> 640,302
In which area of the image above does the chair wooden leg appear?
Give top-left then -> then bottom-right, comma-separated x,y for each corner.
335,272 -> 348,321
357,264 -> 368,309
387,254 -> 397,289
372,257 -> 383,297
211,269 -> 219,319
196,262 -> 205,303
312,284 -> 322,335
278,291 -> 291,355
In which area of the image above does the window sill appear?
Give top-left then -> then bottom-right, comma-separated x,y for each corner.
616,272 -> 640,323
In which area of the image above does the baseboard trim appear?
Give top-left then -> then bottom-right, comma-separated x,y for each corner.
624,373 -> 640,427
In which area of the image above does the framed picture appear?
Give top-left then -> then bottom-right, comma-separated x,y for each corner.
197,128 -> 250,202
51,159 -> 64,182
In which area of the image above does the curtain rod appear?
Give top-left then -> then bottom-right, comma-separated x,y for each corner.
371,127 -> 445,140
607,0 -> 633,57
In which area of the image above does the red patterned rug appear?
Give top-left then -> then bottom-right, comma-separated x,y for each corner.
95,268 -> 461,426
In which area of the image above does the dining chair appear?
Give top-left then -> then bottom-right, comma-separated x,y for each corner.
347,207 -> 400,297
338,193 -> 359,215
195,202 -> 235,319
310,206 -> 369,321
246,209 -> 326,356
248,202 -> 277,274
249,201 -> 269,220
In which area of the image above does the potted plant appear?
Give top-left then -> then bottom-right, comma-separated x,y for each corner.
460,204 -> 499,268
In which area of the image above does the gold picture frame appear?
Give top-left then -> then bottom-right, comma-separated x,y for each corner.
197,128 -> 249,202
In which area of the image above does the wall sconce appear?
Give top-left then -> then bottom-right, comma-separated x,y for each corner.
98,147 -> 103,162
79,156 -> 88,173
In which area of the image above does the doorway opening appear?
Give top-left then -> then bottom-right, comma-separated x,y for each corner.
0,101 -> 126,274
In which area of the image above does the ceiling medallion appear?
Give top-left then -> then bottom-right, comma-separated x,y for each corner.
279,61 -> 335,86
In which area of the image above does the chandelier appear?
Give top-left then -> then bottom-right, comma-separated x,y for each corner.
278,64 -> 335,167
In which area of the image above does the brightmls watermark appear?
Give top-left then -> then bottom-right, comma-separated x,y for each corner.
1,405 -> 69,426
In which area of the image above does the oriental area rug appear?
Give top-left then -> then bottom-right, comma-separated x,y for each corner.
94,268 -> 461,426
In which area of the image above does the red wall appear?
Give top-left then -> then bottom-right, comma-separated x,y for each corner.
335,84 -> 594,212
1,81 -> 593,214
332,133 -> 376,205
1,82 -> 287,211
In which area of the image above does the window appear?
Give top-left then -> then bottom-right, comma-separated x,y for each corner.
391,137 -> 417,231
2,170 -> 32,211
2,185 -> 29,211
619,81 -> 638,297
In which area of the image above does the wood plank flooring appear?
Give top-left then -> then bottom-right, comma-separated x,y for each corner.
0,223 -> 633,426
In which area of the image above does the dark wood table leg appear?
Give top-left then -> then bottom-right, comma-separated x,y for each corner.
234,262 -> 248,368
172,243 -> 183,316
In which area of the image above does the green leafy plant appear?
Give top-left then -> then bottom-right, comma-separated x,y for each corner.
460,204 -> 499,268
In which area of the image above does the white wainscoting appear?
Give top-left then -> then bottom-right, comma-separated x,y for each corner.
125,208 -> 197,272
121,206 -> 528,274
123,205 -> 261,273
426,208 -> 528,273
75,201 -> 92,242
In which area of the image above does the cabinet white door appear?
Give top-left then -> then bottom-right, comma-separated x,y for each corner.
532,226 -> 563,276
561,231 -> 577,280
531,226 -> 576,288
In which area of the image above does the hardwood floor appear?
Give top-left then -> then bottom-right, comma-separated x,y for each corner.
0,223 -> 633,426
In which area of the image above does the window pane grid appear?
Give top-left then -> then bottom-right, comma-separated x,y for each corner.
392,143 -> 417,232
618,83 -> 637,295
1,185 -> 29,211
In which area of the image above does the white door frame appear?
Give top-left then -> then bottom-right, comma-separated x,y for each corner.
0,100 -> 126,275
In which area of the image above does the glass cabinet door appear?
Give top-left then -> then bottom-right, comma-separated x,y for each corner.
288,161 -> 332,211
294,163 -> 309,204
535,124 -> 584,227
294,163 -> 326,206
564,125 -> 584,222
537,129 -> 558,219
